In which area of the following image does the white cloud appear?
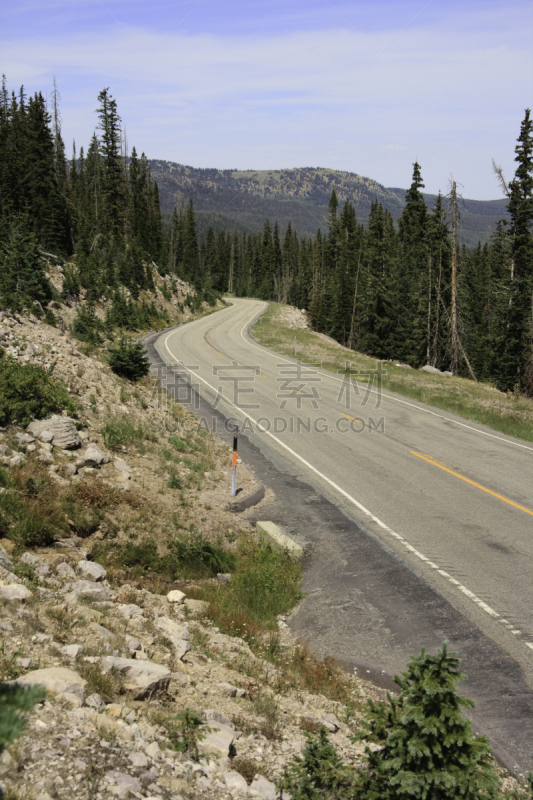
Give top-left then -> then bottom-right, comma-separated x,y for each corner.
2,14 -> 531,198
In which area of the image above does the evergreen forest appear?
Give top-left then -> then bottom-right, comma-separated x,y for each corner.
0,75 -> 531,394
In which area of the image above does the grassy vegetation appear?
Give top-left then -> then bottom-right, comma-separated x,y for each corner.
253,303 -> 533,443
0,454 -> 144,550
0,347 -> 77,426
100,414 -> 156,451
193,537 -> 303,638
92,531 -> 236,581
0,466 -> 68,548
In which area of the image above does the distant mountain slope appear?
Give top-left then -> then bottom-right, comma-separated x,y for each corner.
150,161 -> 509,246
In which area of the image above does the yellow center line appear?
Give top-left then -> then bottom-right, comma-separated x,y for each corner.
340,412 -> 364,423
411,451 -> 533,518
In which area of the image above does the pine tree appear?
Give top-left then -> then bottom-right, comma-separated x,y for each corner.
127,147 -> 149,245
354,642 -> 502,800
182,200 -> 200,285
426,193 -> 452,368
397,163 -> 429,365
498,109 -> 533,393
0,682 -> 46,778
360,202 -> 396,358
308,230 -> 324,330
0,218 -> 52,311
258,219 -> 274,299
108,336 -> 150,381
96,88 -> 124,238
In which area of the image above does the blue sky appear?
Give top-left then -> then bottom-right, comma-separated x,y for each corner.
2,0 -> 531,199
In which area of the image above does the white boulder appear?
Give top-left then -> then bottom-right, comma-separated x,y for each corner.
0,584 -> 32,601
153,616 -> 191,661
83,444 -> 108,466
27,416 -> 80,450
77,560 -> 107,582
166,589 -> 186,604
15,666 -> 87,703
100,656 -> 171,700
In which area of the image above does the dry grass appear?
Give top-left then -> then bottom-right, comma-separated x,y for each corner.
44,606 -> 81,643
254,303 -> 533,443
75,660 -> 125,703
229,635 -> 362,716
231,756 -> 263,784
74,479 -> 142,510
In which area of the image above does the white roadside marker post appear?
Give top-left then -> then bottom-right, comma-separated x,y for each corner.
231,434 -> 238,497
294,335 -> 297,358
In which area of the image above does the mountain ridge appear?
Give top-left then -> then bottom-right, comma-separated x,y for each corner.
149,160 -> 509,246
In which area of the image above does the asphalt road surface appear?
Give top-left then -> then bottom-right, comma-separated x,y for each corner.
150,298 -> 533,772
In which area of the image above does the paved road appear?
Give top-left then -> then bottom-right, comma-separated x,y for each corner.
152,298 -> 533,770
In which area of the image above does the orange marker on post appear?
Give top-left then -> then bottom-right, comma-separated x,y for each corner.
231,435 -> 238,497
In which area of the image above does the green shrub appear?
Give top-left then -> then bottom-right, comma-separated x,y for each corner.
96,531 -> 234,581
100,415 -> 151,450
75,661 -> 123,703
117,538 -> 161,573
0,349 -> 77,426
232,757 -> 262,785
167,532 -> 235,577
168,435 -> 189,452
6,498 -> 65,547
61,266 -> 80,300
71,304 -> 103,345
0,468 -> 69,547
43,308 -> 57,327
353,642 -> 502,800
107,337 -> 150,382
61,498 -> 103,538
226,540 -> 301,623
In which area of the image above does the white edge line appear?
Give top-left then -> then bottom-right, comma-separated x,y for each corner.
159,317 -> 533,650
238,300 -> 533,454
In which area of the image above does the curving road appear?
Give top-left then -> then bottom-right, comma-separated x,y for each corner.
153,298 -> 533,770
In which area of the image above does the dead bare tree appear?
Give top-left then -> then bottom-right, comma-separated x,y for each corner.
492,159 -> 510,198
227,239 -> 235,294
450,180 -> 459,376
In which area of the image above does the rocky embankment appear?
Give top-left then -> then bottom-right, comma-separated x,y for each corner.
0,306 -> 375,799
0,545 -> 374,800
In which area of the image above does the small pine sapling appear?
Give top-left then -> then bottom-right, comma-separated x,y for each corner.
167,708 -> 209,761
277,725 -> 356,799
107,337 -> 150,382
352,642 -> 503,800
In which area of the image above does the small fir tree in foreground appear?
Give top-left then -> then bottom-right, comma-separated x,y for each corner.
353,642 -> 502,799
0,682 -> 46,799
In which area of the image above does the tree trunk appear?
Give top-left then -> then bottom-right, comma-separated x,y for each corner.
347,247 -> 362,350
450,181 -> 459,375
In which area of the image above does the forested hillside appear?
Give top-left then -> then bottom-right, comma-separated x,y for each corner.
186,126 -> 532,394
150,160 -> 509,246
0,76 -> 531,395
0,79 -> 217,338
